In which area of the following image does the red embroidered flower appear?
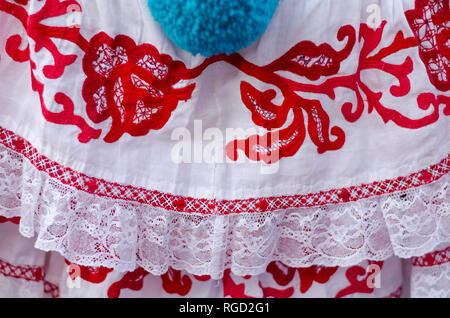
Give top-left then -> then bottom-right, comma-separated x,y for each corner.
82,32 -> 195,142
0,216 -> 20,224
406,0 -> 450,92
161,268 -> 193,296
266,261 -> 338,294
297,265 -> 338,293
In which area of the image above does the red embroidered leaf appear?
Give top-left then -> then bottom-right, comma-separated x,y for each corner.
297,266 -> 338,294
5,34 -> 29,62
0,0 -> 101,143
107,267 -> 149,298
263,25 -> 356,80
335,261 -> 383,298
226,107 -> 306,164
231,80 -> 346,162
161,268 -> 193,296
27,0 -> 84,78
302,98 -> 346,154
368,30 -> 418,62
223,269 -> 254,298
64,259 -> 113,284
0,216 -> 20,224
193,274 -> 211,282
361,29 -> 415,98
266,261 -> 296,286
13,0 -> 28,5
259,282 -> 295,298
240,82 -> 290,129
437,29 -> 450,60
29,68 -> 101,143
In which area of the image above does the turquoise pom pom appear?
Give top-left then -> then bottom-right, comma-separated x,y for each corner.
147,0 -> 279,57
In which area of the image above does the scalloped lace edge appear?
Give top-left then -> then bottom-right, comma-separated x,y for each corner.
0,143 -> 449,278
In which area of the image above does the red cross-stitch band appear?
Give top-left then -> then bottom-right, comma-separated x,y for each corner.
0,258 -> 60,298
0,126 -> 448,215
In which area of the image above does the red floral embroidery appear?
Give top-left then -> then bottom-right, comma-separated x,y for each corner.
225,19 -> 449,163
406,0 -> 450,91
193,274 -> 212,282
411,246 -> 450,267
1,1 -> 448,162
107,267 -> 206,297
223,269 -> 253,298
82,33 -> 195,142
223,25 -> 355,162
226,82 -> 342,163
259,282 -> 295,298
266,261 -> 296,286
262,26 -> 356,81
266,261 -> 338,294
0,0 -> 101,143
297,265 -> 338,293
335,261 -> 384,298
64,259 -> 113,284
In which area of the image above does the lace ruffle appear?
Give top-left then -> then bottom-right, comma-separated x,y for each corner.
0,143 -> 449,278
411,264 -> 450,298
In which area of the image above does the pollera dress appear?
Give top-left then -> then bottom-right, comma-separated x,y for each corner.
0,0 -> 448,298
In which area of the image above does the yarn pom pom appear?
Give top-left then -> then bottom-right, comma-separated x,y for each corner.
147,0 -> 279,57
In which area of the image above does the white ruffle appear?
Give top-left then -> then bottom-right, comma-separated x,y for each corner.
411,262 -> 450,298
0,143 -> 449,279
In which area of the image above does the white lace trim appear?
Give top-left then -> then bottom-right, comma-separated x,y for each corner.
0,143 -> 449,278
411,262 -> 450,298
